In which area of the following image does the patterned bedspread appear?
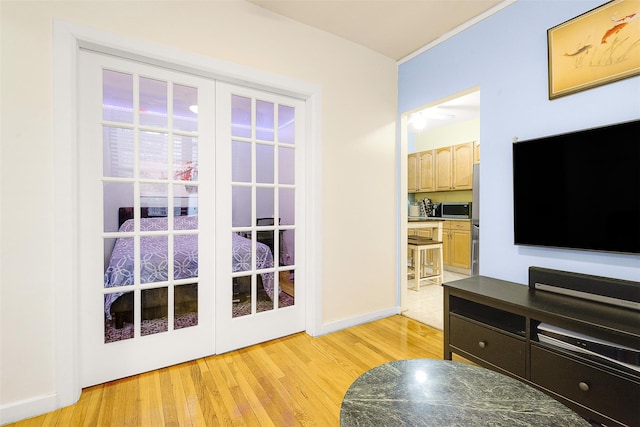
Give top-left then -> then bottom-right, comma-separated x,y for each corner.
104,216 -> 274,318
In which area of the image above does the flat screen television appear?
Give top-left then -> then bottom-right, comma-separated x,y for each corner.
513,119 -> 640,254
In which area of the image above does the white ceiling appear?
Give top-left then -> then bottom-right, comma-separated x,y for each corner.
247,0 -> 509,61
408,90 -> 481,133
246,0 -> 512,131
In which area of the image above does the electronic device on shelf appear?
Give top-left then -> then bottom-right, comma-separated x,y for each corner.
536,323 -> 640,373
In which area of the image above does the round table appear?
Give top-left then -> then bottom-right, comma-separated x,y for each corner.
340,359 -> 590,426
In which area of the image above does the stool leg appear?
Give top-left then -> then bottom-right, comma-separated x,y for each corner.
408,246 -> 417,289
437,245 -> 443,285
414,247 -> 421,290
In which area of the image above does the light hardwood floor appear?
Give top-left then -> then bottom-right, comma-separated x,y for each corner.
8,315 -> 446,427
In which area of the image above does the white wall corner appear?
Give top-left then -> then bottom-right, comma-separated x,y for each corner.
52,19 -> 82,411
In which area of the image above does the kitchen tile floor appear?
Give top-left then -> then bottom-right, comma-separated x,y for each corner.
403,271 -> 469,330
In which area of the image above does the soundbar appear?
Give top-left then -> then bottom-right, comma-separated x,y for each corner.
529,267 -> 640,311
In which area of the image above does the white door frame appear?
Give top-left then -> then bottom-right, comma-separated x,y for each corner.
53,20 -> 322,408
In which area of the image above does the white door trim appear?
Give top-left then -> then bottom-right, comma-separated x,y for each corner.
53,20 -> 322,410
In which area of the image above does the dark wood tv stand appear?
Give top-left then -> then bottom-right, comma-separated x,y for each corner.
443,274 -> 640,427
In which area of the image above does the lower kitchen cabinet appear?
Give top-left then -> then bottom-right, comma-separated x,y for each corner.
443,220 -> 471,270
444,274 -> 640,427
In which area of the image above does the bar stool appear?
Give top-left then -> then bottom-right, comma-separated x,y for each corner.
407,236 -> 443,290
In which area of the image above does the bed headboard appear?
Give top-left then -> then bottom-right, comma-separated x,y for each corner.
118,207 -> 192,228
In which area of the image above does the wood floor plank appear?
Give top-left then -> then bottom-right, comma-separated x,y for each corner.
236,347 -> 296,425
167,364 -> 192,426
137,369 -> 165,426
190,358 -> 227,425
71,381 -> 104,426
123,376 -> 140,426
176,360 -> 206,426
95,380 -> 116,426
52,401 -> 76,426
225,351 -> 276,426
9,315 -> 444,426
213,354 -> 261,426
274,343 -> 341,425
259,335 -> 333,425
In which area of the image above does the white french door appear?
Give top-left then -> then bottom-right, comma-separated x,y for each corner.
77,50 -> 306,386
215,83 -> 306,353
78,51 -> 216,386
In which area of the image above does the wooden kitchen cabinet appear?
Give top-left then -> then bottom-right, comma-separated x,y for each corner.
408,150 -> 435,193
435,146 -> 453,191
410,142 -> 474,193
435,142 -> 474,191
453,142 -> 474,189
408,153 -> 418,192
443,220 -> 471,270
418,150 -> 435,192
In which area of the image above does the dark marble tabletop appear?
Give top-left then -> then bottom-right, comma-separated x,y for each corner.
340,359 -> 590,426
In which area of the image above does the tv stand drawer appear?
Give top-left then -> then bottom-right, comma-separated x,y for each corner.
530,345 -> 640,427
450,315 -> 525,377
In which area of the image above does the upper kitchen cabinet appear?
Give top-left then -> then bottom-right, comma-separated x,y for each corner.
436,142 -> 474,191
418,150 -> 435,192
453,142 -> 474,189
408,153 -> 418,192
408,149 -> 435,193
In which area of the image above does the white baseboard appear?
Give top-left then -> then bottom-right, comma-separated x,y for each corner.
317,306 -> 400,336
0,393 -> 59,425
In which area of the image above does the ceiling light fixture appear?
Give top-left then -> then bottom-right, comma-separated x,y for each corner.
409,112 -> 427,130
189,105 -> 198,114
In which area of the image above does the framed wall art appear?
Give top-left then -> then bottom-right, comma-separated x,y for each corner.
547,0 -> 640,99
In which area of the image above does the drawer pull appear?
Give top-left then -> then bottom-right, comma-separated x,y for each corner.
578,382 -> 590,392
478,340 -> 487,349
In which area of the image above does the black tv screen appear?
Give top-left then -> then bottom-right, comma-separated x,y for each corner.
513,119 -> 640,254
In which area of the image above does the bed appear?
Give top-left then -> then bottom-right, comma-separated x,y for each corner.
104,208 -> 275,328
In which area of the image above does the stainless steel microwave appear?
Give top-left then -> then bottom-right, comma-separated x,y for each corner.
437,202 -> 471,219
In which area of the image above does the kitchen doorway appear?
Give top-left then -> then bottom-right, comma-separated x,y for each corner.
400,88 -> 479,330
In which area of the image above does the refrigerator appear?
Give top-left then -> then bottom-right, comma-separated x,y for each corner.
471,163 -> 480,275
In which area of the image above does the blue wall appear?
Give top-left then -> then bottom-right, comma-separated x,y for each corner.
399,0 -> 640,284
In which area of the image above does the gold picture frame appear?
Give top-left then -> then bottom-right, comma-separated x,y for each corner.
547,0 -> 640,99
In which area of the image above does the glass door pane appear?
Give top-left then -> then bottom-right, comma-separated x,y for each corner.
231,95 -> 292,318
101,69 -> 201,342
216,82 -> 305,354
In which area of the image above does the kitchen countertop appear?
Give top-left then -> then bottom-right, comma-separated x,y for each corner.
340,359 -> 590,427
408,217 -> 469,221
